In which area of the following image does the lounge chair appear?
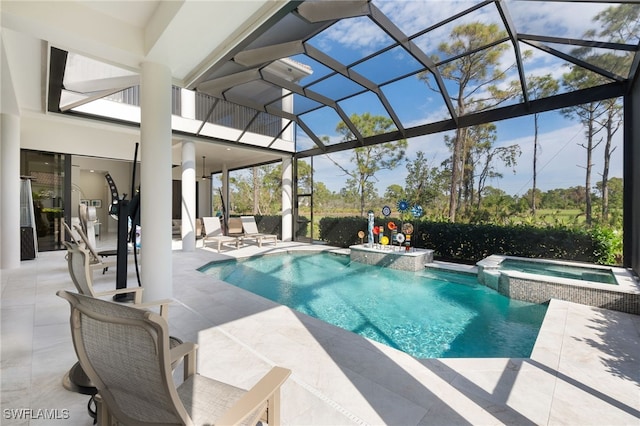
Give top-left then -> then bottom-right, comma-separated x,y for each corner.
240,215 -> 278,247
227,216 -> 244,237
57,290 -> 291,426
201,216 -> 239,252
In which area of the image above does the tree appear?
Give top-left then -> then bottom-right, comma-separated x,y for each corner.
404,151 -> 446,212
474,142 -> 521,210
420,22 -> 524,222
312,181 -> 332,210
561,4 -> 637,225
525,75 -> 559,215
597,98 -> 621,222
561,69 -> 605,226
384,184 -> 405,202
296,160 -> 313,194
230,164 -> 282,215
584,4 -> 638,222
480,186 -> 516,224
327,113 -> 407,216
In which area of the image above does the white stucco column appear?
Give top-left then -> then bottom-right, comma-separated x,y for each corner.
139,61 -> 172,301
281,156 -> 293,242
181,140 -> 196,252
1,113 -> 21,269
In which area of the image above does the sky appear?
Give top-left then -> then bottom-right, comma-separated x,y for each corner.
310,114 -> 624,197
290,1 -> 626,197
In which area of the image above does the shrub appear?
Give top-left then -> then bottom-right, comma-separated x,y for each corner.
318,217 -> 619,265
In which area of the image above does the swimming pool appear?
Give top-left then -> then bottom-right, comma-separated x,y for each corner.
200,252 -> 547,359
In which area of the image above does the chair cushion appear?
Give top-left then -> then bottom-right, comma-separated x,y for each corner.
177,374 -> 263,426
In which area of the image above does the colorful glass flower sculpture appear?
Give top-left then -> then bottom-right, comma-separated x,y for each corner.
397,199 -> 410,212
402,223 -> 414,235
411,205 -> 423,218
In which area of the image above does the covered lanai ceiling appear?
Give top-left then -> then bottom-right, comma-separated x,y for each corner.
190,0 -> 640,157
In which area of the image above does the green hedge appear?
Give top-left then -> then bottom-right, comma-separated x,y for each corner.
318,217 -> 617,265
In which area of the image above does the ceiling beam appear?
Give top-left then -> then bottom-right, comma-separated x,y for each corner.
196,69 -> 261,97
496,1 -> 529,106
296,0 -> 369,23
233,40 -> 305,67
519,33 -> 638,52
368,3 -> 458,124
522,39 -> 627,82
303,44 -> 405,135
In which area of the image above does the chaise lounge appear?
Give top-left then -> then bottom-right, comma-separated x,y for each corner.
202,216 -> 240,252
240,216 -> 278,247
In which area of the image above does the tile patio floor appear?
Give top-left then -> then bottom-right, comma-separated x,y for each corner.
2,237 -> 639,425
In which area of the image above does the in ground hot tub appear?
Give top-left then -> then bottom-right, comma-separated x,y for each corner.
476,255 -> 640,314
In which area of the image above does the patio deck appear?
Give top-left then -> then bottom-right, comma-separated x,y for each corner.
1,239 -> 639,425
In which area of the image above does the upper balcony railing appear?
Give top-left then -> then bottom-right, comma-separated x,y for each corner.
104,86 -> 283,139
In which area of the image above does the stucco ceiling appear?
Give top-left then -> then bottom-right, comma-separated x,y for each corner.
1,0 -> 293,172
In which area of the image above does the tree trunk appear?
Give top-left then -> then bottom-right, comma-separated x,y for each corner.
585,114 -> 594,226
602,117 -> 612,222
448,127 -> 466,223
252,167 -> 260,215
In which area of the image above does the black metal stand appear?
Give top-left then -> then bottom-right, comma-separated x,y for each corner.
114,199 -> 134,302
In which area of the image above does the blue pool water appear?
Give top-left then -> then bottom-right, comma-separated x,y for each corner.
200,252 -> 547,359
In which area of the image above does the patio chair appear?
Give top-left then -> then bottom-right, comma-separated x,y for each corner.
240,216 -> 278,247
202,216 -> 239,252
57,290 -> 291,426
69,223 -> 117,274
62,241 -> 170,318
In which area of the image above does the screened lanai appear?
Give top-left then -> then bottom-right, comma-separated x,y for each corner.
43,0 -> 640,272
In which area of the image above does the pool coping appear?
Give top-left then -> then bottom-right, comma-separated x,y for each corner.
185,243 -> 640,424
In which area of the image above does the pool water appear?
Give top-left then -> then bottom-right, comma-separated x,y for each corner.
200,253 -> 547,359
499,259 -> 617,285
